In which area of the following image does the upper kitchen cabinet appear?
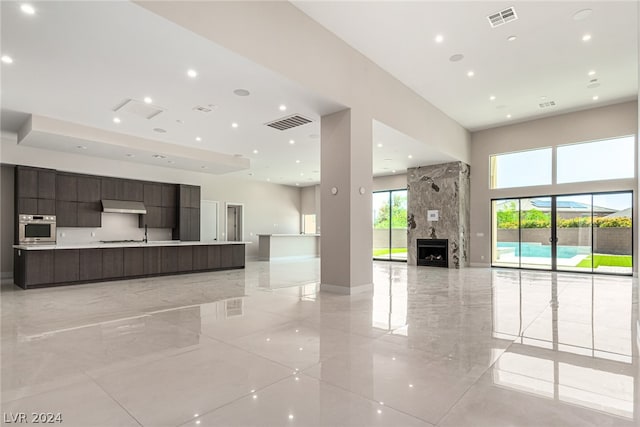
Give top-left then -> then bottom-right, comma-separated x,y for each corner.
77,175 -> 101,203
162,184 -> 177,207
123,180 -> 143,201
101,177 -> 123,200
173,184 -> 201,241
15,166 -> 56,215
56,174 -> 78,201
143,183 -> 162,207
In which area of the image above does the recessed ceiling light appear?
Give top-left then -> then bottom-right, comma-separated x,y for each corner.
467,70 -> 475,78
588,70 -> 596,76
392,169 -> 396,173
187,69 -> 198,78
449,54 -> 464,62
76,145 -> 87,150
300,173 -> 304,176
113,117 -> 121,124
153,128 -> 167,133
126,153 -> 135,157
231,122 -> 238,128
195,137 -> 202,142
295,183 -> 299,187
377,143 -> 383,148
20,3 -> 35,15
507,35 -> 517,42
152,154 -> 166,159
573,8 -> 593,21
592,95 -> 599,101
289,139 -> 295,145
295,160 -> 300,163
582,34 -> 592,42
266,178 -> 271,182
506,114 -> 512,119
279,105 -> 287,111
233,89 -> 250,96
489,95 -> 496,101
1,55 -> 13,64
408,154 -> 413,159
144,96 -> 153,104
253,149 -> 259,154
435,34 -> 444,43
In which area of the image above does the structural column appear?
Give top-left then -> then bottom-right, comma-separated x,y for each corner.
320,109 -> 373,294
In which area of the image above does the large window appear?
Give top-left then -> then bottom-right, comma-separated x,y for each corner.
372,190 -> 407,261
557,136 -> 635,184
490,148 -> 552,189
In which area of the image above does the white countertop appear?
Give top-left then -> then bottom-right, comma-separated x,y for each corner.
257,234 -> 320,237
14,241 -> 250,251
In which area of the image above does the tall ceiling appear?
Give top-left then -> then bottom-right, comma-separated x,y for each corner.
293,1 -> 638,131
1,1 -> 637,185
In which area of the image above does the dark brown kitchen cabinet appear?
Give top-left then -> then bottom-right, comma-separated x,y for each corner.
79,249 -> 102,281
16,167 -> 38,199
207,245 -> 221,269
14,249 -> 53,288
102,248 -> 124,279
56,201 -> 78,227
162,184 -> 177,207
77,175 -> 101,202
188,186 -> 200,209
220,245 -> 232,267
124,248 -> 144,277
143,183 -> 162,206
140,206 -> 162,228
161,246 -> 178,273
77,202 -> 101,227
56,174 -> 77,201
231,245 -> 245,268
143,246 -> 162,275
54,249 -> 79,283
101,178 -> 124,200
38,170 -> 56,200
123,180 -> 143,201
15,166 -> 56,215
178,246 -> 193,272
189,208 -> 200,241
161,207 -> 176,228
193,246 -> 208,270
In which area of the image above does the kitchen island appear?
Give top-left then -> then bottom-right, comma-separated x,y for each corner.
257,234 -> 320,260
13,240 -> 248,289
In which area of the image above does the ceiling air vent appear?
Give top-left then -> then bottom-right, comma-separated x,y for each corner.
265,114 -> 313,131
193,105 -> 213,113
539,101 -> 557,109
487,7 -> 518,28
113,99 -> 164,120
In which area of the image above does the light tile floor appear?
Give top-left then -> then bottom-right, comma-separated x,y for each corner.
1,259 -> 638,426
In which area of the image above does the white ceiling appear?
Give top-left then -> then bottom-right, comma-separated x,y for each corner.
293,1 -> 638,131
1,1 -> 636,187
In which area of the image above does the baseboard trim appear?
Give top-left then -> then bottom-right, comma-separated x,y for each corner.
1,271 -> 14,285
470,263 -> 491,268
320,282 -> 373,295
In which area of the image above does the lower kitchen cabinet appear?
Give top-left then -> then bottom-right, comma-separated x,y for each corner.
14,244 -> 245,289
54,250 -> 79,283
102,248 -> 124,279
80,249 -> 102,281
193,246 -> 208,270
143,246 -> 162,275
161,246 -> 178,273
124,247 -> 144,277
178,246 -> 193,272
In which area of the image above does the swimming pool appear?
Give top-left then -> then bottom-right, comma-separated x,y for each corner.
497,242 -> 590,259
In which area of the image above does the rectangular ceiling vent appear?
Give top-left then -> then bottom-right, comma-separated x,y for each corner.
265,114 -> 313,131
113,99 -> 164,120
487,7 -> 518,28
539,101 -> 557,109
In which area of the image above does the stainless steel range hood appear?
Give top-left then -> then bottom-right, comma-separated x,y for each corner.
101,200 -> 147,215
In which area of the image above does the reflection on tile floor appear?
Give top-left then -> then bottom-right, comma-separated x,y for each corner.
2,259 -> 638,426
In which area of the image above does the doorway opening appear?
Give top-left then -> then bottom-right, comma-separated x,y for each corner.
492,191 -> 633,275
225,203 -> 244,242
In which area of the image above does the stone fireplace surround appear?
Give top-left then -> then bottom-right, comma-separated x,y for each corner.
407,161 -> 470,268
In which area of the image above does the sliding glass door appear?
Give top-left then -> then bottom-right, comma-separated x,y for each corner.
372,189 -> 407,261
492,191 -> 632,274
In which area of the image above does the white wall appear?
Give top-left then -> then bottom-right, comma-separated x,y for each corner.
470,101 -> 638,268
373,174 -> 407,192
0,135 -> 302,273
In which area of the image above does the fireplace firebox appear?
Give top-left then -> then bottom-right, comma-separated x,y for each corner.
417,239 -> 448,267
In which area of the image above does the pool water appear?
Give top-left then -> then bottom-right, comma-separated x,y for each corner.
497,242 -> 590,259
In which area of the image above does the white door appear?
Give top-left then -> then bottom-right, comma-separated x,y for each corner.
200,200 -> 219,241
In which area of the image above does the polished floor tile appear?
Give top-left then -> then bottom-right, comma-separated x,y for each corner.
2,259 -> 638,426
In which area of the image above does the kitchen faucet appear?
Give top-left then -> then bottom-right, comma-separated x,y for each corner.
144,224 -> 148,243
